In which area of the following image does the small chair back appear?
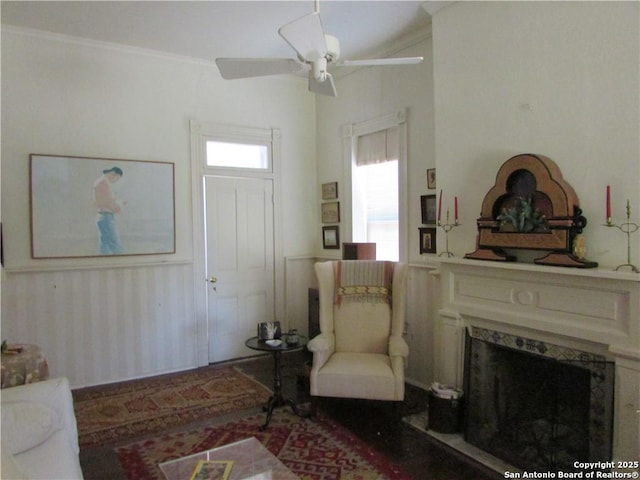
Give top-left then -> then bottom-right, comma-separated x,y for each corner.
315,260 -> 407,354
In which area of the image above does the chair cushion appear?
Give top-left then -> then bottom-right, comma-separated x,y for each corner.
314,352 -> 396,400
334,302 -> 391,353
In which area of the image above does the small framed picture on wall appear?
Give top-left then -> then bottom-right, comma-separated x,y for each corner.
419,227 -> 436,254
321,201 -> 340,223
322,226 -> 340,249
321,181 -> 338,200
427,168 -> 436,190
421,195 -> 437,224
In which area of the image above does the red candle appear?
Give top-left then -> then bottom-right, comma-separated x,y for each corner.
454,196 -> 459,222
438,190 -> 443,222
606,185 -> 611,219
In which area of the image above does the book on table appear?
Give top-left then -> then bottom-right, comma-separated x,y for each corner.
189,460 -> 233,480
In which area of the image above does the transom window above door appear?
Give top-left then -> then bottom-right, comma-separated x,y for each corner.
206,140 -> 270,171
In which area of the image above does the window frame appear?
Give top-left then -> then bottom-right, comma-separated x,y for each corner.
201,124 -> 275,176
341,109 -> 409,262
205,139 -> 271,171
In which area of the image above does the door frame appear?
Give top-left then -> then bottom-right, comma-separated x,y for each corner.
190,119 -> 283,367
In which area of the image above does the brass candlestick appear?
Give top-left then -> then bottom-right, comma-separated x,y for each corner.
603,199 -> 639,273
438,210 -> 461,257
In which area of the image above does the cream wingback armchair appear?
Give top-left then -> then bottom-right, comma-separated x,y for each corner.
307,260 -> 409,403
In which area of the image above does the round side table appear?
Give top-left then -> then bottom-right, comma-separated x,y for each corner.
245,334 -> 309,429
1,344 -> 50,389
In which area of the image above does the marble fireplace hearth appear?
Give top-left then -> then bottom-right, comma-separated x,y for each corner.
433,258 -> 639,470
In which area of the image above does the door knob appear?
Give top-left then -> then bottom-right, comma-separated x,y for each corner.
207,276 -> 218,283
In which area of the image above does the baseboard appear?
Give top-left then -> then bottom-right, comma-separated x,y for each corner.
404,377 -> 430,391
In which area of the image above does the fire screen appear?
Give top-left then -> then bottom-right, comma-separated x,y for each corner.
463,327 -> 614,472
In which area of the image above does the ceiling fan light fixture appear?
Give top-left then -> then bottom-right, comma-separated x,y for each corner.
324,34 -> 340,63
313,57 -> 328,82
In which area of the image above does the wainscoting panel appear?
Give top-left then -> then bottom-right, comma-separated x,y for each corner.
2,258 -> 439,390
1,263 -> 197,388
283,256 -> 318,336
405,263 -> 439,388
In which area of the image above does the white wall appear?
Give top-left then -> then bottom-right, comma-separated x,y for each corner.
432,2 -> 640,267
1,28 -> 317,387
315,35 -> 438,387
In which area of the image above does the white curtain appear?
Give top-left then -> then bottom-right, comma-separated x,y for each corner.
356,127 -> 399,166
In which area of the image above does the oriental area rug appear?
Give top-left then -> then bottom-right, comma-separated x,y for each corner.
115,409 -> 413,480
73,365 -> 271,448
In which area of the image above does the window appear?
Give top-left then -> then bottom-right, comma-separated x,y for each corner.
352,128 -> 399,261
206,140 -> 269,170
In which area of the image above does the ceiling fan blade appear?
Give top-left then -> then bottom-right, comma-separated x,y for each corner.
336,56 -> 424,67
278,12 -> 327,61
309,72 -> 337,97
215,58 -> 304,79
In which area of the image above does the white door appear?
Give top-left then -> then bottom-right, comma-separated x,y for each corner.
205,176 -> 275,362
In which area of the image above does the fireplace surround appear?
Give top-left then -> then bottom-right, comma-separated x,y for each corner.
434,258 -> 639,468
464,326 -> 614,471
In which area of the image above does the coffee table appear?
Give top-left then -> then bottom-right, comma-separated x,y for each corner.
244,334 -> 309,430
159,436 -> 297,480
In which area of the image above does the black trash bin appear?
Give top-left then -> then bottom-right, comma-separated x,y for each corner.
428,391 -> 464,433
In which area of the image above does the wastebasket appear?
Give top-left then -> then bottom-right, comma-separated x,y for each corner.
428,389 -> 464,433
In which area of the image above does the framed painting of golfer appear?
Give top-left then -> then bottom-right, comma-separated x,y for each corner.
30,154 -> 175,259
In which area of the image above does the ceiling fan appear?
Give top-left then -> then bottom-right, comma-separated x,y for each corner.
215,1 -> 423,97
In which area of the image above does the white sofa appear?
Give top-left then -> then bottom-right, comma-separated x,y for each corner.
1,377 -> 84,479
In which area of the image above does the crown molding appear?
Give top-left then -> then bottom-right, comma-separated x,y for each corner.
1,24 -> 213,66
421,2 -> 455,17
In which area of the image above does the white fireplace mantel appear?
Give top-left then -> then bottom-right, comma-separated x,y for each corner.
434,257 -> 640,464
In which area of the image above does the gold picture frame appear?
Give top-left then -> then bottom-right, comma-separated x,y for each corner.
321,181 -> 338,200
321,201 -> 340,223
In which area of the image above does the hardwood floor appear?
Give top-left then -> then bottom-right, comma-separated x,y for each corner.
237,351 -> 502,480
79,351 -> 502,479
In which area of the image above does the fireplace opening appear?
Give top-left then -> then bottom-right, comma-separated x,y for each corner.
463,327 -> 614,472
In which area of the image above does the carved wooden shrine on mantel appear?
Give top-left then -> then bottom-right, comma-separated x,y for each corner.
465,153 -> 597,268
